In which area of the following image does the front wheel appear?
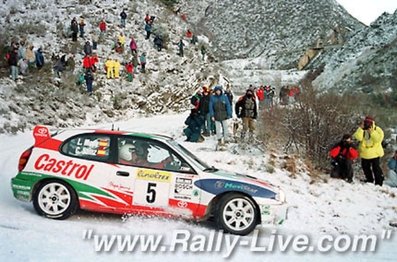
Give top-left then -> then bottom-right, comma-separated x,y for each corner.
216,193 -> 258,235
33,180 -> 78,219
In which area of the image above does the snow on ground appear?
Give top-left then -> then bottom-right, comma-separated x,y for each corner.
0,113 -> 396,261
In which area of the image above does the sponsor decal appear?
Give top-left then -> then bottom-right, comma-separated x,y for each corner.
261,205 -> 271,215
174,195 -> 191,200
34,154 -> 93,180
194,179 -> 276,199
174,177 -> 193,200
177,201 -> 188,208
108,182 -> 131,191
136,169 -> 171,183
33,125 -> 50,146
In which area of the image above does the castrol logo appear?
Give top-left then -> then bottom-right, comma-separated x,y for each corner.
34,154 -> 94,180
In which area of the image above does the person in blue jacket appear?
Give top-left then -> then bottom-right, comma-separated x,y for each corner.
385,150 -> 397,187
209,85 -> 232,145
35,48 -> 45,70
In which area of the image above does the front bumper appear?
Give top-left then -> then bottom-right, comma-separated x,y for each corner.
259,203 -> 289,225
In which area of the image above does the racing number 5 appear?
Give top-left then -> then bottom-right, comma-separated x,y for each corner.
146,183 -> 156,203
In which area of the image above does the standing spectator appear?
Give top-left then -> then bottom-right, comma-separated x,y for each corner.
90,52 -> 99,72
35,47 -> 44,70
129,36 -> 137,54
120,9 -> 127,28
198,86 -> 212,137
256,85 -> 265,108
209,85 -> 232,146
18,40 -> 26,60
353,116 -> 384,186
118,32 -> 126,46
82,54 -> 93,70
329,134 -> 359,183
153,35 -> 163,51
125,61 -> 134,82
92,34 -> 98,50
224,84 -> 234,111
84,68 -> 94,95
139,52 -> 146,73
385,150 -> 397,187
145,21 -> 152,40
113,59 -> 121,78
183,109 -> 205,143
25,45 -> 36,68
83,41 -> 92,56
200,45 -> 206,61
264,85 -> 275,109
99,19 -> 107,39
8,47 -> 19,81
79,17 -> 86,38
132,52 -> 139,73
105,58 -> 114,79
235,89 -> 258,140
71,17 -> 79,42
177,38 -> 185,57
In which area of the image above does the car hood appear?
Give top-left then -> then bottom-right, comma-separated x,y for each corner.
196,169 -> 280,199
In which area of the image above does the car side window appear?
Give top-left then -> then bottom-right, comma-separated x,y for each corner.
117,137 -> 193,173
61,135 -> 111,161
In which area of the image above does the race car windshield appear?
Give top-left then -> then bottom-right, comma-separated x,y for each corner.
168,140 -> 210,171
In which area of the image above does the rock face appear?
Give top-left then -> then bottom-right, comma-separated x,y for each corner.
179,0 -> 364,67
312,11 -> 397,96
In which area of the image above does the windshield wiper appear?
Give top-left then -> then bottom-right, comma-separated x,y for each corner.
203,166 -> 218,172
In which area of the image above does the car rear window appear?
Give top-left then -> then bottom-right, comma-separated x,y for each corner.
61,134 -> 111,161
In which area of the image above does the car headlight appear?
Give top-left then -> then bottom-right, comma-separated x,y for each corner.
275,189 -> 286,202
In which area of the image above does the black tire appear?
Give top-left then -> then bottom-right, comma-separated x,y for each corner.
33,180 -> 78,219
215,193 -> 258,235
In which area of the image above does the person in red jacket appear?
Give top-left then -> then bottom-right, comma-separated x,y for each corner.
99,19 -> 106,39
125,61 -> 134,82
82,55 -> 92,69
329,134 -> 359,183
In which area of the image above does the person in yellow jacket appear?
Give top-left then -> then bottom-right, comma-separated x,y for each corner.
105,58 -> 115,79
113,59 -> 121,78
353,116 -> 384,186
118,32 -> 126,46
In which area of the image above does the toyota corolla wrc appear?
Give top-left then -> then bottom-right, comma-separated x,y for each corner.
11,125 -> 287,235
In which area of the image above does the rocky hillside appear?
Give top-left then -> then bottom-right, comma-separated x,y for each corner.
0,0 -> 223,133
178,0 -> 364,68
312,11 -> 397,99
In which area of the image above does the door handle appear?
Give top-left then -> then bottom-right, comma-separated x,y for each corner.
116,171 -> 129,177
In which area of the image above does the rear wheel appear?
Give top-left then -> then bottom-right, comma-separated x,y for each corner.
216,193 -> 258,235
33,180 -> 78,219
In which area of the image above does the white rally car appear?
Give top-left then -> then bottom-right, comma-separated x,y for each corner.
11,126 -> 287,235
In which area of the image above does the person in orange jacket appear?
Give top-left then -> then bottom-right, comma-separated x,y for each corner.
329,134 -> 359,183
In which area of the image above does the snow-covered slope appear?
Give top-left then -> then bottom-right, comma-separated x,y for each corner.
178,0 -> 364,67
0,0 -> 223,133
312,11 -> 397,95
1,113 -> 396,261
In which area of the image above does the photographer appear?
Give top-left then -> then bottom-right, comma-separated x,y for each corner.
353,116 -> 384,186
329,134 -> 359,183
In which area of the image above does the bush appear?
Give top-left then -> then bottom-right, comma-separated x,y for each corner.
258,69 -> 367,168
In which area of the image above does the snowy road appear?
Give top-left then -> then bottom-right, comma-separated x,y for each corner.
0,113 -> 396,261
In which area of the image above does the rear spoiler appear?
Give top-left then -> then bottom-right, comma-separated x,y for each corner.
32,125 -> 62,147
